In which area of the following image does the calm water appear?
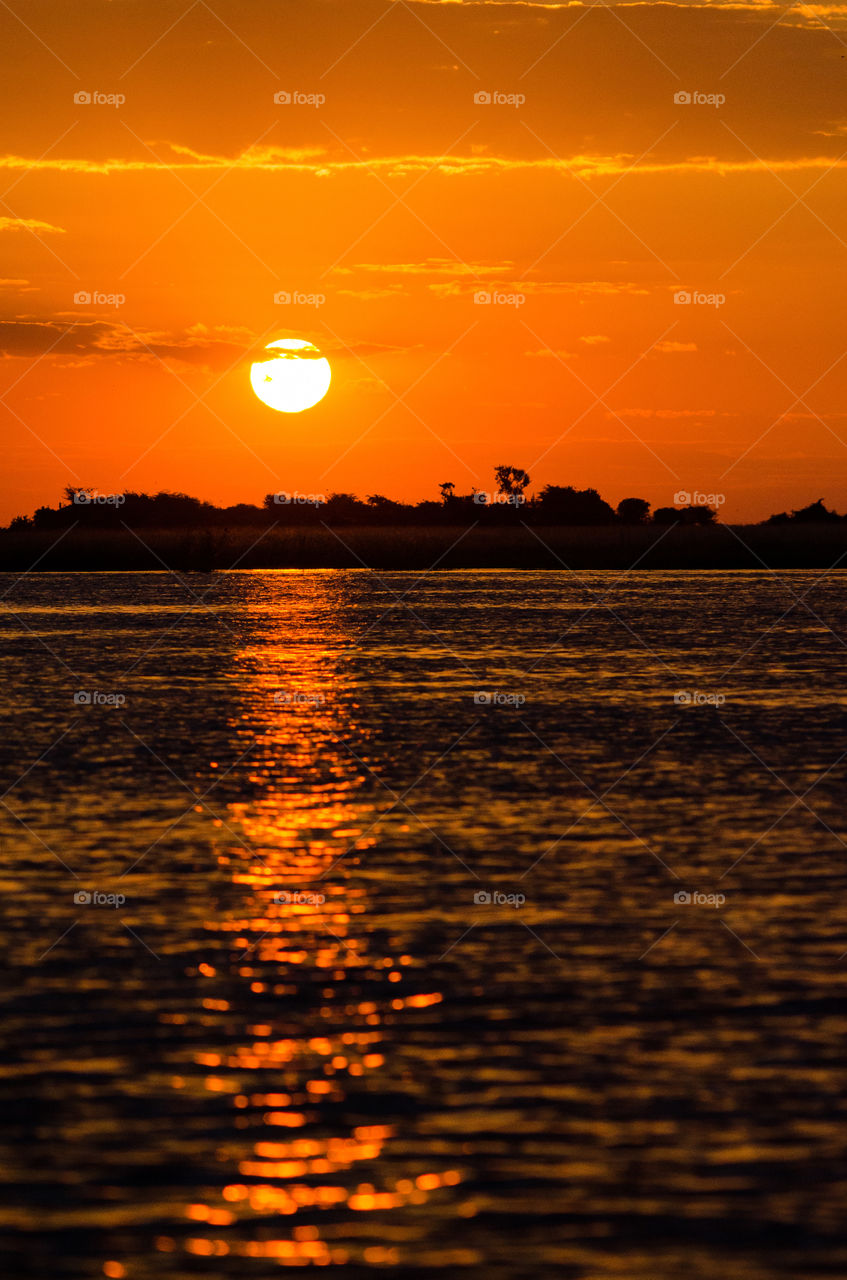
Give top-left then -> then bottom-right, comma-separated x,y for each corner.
1,570 -> 846,1280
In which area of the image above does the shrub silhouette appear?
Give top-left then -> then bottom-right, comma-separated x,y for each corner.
536,485 -> 616,525
617,497 -> 651,524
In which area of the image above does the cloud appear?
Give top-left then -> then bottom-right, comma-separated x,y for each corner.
0,318 -> 251,367
580,334 -> 611,345
0,216 -> 64,234
334,259 -> 516,278
430,277 -> 649,298
655,340 -> 698,353
3,143 -> 847,183
525,348 -> 577,359
337,287 -> 408,300
335,259 -> 524,297
320,339 -> 422,359
404,0 -> 847,15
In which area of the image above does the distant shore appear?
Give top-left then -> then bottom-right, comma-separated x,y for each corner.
2,523 -> 847,572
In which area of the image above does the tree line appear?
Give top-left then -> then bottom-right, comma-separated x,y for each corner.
6,469 -> 844,532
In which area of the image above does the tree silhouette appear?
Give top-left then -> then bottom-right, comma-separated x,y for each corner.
63,484 -> 95,506
537,485 -> 615,524
617,497 -> 651,524
790,498 -> 840,523
494,465 -> 530,498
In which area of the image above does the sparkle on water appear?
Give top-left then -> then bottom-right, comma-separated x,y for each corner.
1,570 -> 846,1278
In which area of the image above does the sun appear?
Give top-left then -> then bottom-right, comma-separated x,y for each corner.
250,338 -> 331,413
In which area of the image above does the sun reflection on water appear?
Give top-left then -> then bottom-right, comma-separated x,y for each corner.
155,573 -> 468,1269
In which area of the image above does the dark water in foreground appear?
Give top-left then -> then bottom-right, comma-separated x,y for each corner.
1,570 -> 846,1280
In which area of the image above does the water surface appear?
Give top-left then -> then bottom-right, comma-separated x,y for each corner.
1,570 -> 846,1279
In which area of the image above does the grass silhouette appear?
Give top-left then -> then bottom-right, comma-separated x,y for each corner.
2,522 -> 847,571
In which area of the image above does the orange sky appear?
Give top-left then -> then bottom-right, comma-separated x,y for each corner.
2,0 -> 847,523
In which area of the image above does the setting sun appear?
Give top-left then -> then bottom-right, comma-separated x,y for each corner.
250,338 -> 331,414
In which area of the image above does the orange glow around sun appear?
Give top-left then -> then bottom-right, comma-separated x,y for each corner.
1,2 -> 847,522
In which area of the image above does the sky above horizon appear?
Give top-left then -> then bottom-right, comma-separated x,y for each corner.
2,0 -> 847,523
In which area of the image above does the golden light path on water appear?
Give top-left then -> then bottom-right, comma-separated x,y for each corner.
153,575 -> 472,1269
5,570 -> 845,1279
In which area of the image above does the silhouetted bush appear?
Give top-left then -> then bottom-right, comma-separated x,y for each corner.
617,497 -> 651,524
654,505 -> 717,525
766,498 -> 841,524
535,485 -> 616,525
